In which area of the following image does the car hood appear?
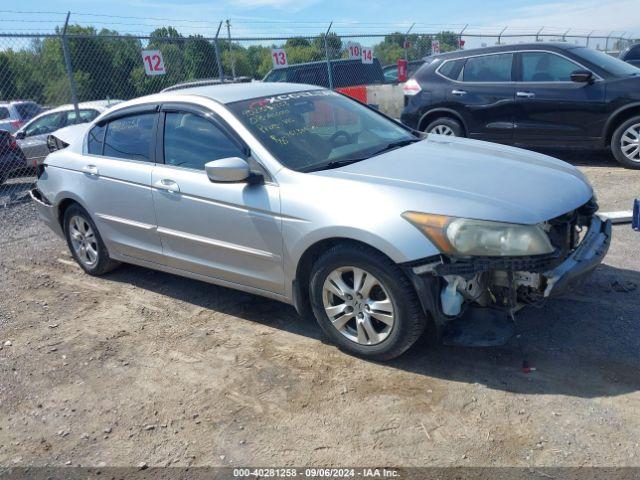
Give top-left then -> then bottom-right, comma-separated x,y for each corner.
314,135 -> 593,225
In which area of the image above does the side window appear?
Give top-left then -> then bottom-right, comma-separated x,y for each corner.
103,113 -> 155,162
163,112 -> 244,170
87,124 -> 106,155
24,112 -> 65,137
66,109 -> 99,126
463,53 -> 513,82
438,59 -> 464,80
521,52 -> 581,82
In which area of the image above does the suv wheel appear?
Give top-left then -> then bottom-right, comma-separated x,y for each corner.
424,117 -> 464,137
611,117 -> 640,169
63,204 -> 119,275
309,244 -> 427,360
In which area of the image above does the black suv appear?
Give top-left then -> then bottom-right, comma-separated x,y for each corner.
400,43 -> 640,168
620,43 -> 640,68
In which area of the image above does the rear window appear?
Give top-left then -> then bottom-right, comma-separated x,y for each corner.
15,102 -> 41,120
87,124 -> 106,155
0,107 -> 9,121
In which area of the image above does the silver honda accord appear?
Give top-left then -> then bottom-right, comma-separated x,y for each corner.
30,82 -> 611,360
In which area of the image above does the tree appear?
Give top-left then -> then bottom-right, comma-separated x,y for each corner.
184,35 -> 219,79
285,37 -> 311,49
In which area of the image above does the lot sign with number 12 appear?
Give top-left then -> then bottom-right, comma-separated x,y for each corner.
142,50 -> 166,76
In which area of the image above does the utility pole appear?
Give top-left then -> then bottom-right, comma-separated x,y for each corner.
61,11 -> 80,120
324,22 -> 334,90
214,21 -> 224,82
226,19 -> 236,79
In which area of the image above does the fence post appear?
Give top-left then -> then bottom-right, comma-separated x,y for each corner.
562,29 -> 570,42
404,23 -> 415,61
605,31 -> 613,52
214,21 -> 224,82
324,22 -> 334,90
458,24 -> 468,49
497,26 -> 507,45
535,27 -> 544,42
226,19 -> 236,79
61,11 -> 80,120
586,30 -> 594,48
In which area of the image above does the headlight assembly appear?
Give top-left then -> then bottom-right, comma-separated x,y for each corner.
402,212 -> 555,257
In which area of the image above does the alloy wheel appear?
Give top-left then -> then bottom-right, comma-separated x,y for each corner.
620,123 -> 640,163
69,215 -> 99,267
322,266 -> 395,345
429,124 -> 455,136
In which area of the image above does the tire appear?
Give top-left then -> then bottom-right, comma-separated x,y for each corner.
424,117 -> 464,137
63,203 -> 119,276
309,244 -> 427,360
611,116 -> 640,169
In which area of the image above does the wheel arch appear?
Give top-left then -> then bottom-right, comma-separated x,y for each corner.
603,103 -> 640,147
54,193 -> 90,229
418,108 -> 468,135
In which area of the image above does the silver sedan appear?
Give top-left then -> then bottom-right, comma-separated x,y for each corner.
30,82 -> 610,359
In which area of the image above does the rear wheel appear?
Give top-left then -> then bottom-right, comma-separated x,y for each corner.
424,117 -> 464,137
611,116 -> 640,169
309,244 -> 427,360
63,204 -> 119,275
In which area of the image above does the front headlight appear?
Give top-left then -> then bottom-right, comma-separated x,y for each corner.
402,212 -> 555,257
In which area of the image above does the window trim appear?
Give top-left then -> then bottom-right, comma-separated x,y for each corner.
157,105 -> 249,172
435,49 -> 603,85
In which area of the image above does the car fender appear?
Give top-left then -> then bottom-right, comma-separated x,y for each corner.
418,107 -> 467,133
602,101 -> 640,145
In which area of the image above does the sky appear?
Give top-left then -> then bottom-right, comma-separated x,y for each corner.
2,0 -> 638,42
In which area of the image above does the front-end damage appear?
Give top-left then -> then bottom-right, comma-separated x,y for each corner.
403,198 -> 612,336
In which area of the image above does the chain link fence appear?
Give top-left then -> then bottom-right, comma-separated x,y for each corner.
0,23 -> 637,206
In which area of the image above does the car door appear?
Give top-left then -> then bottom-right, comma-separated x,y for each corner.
77,108 -> 164,263
446,52 -> 516,143
151,104 -> 284,294
512,51 -> 607,147
18,111 -> 67,166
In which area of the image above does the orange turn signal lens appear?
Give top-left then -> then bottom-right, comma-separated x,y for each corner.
401,211 -> 455,253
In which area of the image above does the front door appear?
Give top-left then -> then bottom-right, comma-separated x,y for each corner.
151,107 -> 284,294
449,52 -> 516,144
513,51 -> 606,148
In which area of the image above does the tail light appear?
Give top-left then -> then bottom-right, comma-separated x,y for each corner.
8,136 -> 18,150
403,78 -> 422,96
10,120 -> 23,131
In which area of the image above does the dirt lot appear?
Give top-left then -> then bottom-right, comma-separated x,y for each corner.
1,152 -> 639,468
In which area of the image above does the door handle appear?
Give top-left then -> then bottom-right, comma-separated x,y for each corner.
82,165 -> 99,175
155,179 -> 180,193
516,91 -> 536,98
451,89 -> 467,96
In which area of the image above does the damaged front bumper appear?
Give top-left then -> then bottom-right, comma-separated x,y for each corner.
404,215 -> 612,326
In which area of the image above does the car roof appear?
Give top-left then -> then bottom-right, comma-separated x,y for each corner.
431,42 -> 581,60
155,82 -> 323,105
45,100 -> 121,113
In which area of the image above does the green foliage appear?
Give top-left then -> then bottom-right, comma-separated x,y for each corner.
0,26 -> 460,106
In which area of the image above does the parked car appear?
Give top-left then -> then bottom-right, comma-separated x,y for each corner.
400,43 -> 640,168
15,100 -> 120,168
263,58 -> 386,89
31,82 -> 610,360
382,59 -> 427,83
0,130 -> 27,185
0,101 -> 43,134
619,43 -> 640,68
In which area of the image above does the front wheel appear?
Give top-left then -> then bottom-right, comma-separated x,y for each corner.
309,244 -> 427,360
611,117 -> 640,169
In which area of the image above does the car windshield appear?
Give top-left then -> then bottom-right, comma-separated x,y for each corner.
571,47 -> 640,76
227,90 -> 418,172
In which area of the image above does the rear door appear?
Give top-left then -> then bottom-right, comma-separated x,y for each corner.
512,51 -> 606,147
76,108 -> 164,263
448,52 -> 516,144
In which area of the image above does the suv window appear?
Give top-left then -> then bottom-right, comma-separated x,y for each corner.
463,53 -> 513,82
15,103 -> 41,120
438,59 -> 464,80
24,112 -> 65,137
0,107 -> 9,121
103,113 -> 155,162
163,112 -> 244,170
521,52 -> 580,82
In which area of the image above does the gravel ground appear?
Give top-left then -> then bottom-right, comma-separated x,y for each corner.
0,151 -> 639,468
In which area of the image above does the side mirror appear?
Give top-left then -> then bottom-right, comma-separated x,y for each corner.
570,70 -> 594,83
15,131 -> 26,140
204,157 -> 250,183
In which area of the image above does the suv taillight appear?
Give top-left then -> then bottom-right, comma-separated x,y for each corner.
402,78 -> 422,96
